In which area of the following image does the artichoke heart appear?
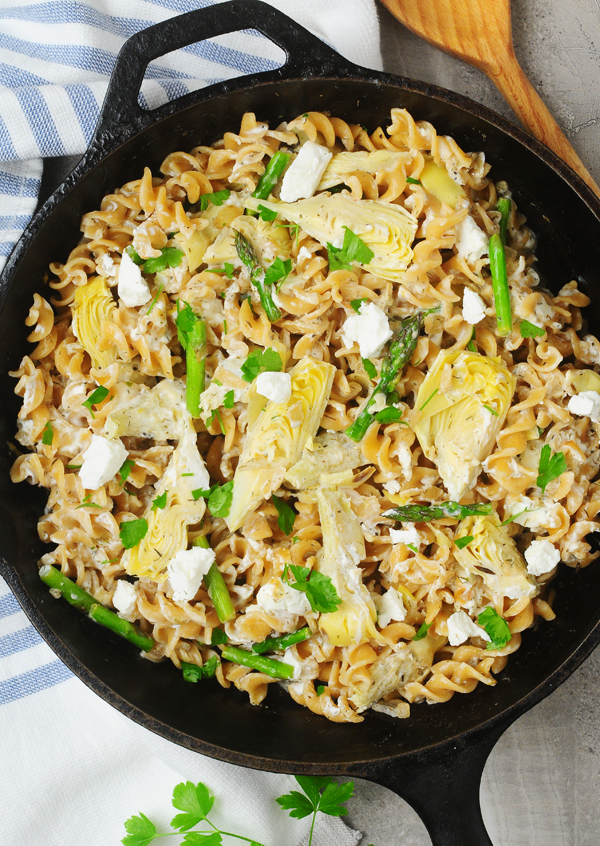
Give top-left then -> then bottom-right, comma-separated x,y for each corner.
285,432 -> 365,490
315,488 -> 380,647
112,381 -> 209,581
318,150 -> 406,190
72,277 -> 117,369
455,515 -> 537,600
414,350 -> 516,500
226,356 -> 335,532
245,194 -> 417,285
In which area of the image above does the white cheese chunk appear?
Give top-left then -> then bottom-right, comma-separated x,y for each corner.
79,434 -> 127,489
167,546 -> 216,602
118,251 -> 151,307
389,524 -> 421,549
255,371 -> 292,404
113,580 -> 137,618
297,246 -> 312,263
524,539 -> 561,577
279,141 -> 333,203
96,253 -> 116,277
447,610 -> 491,646
383,479 -> 401,495
374,588 -> 406,628
568,390 -> 600,423
455,215 -> 489,263
341,302 -> 393,359
256,577 -> 312,617
462,288 -> 487,324
504,495 -> 560,531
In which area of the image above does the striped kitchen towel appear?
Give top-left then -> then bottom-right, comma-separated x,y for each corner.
0,2 -> 380,844
0,0 -> 382,272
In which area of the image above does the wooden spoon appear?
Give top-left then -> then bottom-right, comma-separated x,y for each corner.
379,0 -> 600,198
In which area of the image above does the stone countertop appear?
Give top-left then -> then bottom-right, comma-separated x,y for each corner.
343,3 -> 600,845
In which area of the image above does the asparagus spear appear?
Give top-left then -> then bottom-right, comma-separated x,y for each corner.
175,302 -> 206,417
39,564 -> 154,652
252,150 -> 290,200
489,233 -> 512,337
220,644 -> 294,679
345,311 -> 423,442
496,197 -> 511,246
252,626 -> 311,655
192,536 -> 235,623
384,501 -> 493,522
234,230 -> 282,323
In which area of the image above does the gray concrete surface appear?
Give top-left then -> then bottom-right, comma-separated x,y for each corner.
342,3 -> 600,844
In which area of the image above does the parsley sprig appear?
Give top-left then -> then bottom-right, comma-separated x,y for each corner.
122,775 -> 356,846
82,385 -> 110,419
283,564 -> 341,613
477,607 -> 512,650
126,245 -> 184,275
199,189 -> 230,211
327,227 -> 374,272
271,494 -> 296,535
240,347 -> 283,382
537,444 -> 567,494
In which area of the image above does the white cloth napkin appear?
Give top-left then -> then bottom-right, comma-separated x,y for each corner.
0,1 -> 382,843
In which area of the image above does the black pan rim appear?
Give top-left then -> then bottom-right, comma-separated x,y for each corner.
2,59 -> 600,773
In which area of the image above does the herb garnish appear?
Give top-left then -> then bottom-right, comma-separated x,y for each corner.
151,492 -> 167,511
207,481 -> 234,518
264,256 -> 292,291
477,607 -> 512,650
520,319 -> 545,339
283,564 -> 341,614
412,621 -> 431,641
42,420 -> 54,445
199,189 -> 230,211
240,347 -> 283,382
257,203 -> 278,222
82,385 -> 110,419
75,494 -> 103,510
455,535 -> 474,549
119,518 -> 148,550
118,459 -> 135,485
271,494 -> 296,535
327,227 -> 374,272
537,444 -> 567,494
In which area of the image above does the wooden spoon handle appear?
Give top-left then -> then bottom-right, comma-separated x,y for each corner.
491,50 -> 600,198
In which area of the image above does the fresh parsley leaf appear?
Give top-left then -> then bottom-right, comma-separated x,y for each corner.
455,535 -> 474,549
478,607 -> 511,650
466,339 -> 477,352
125,245 -> 144,266
122,811 -> 157,846
276,776 -> 354,825
407,543 -> 418,553
264,256 -> 292,291
199,190 -> 230,211
405,176 -> 422,185
520,319 -> 545,339
412,621 -> 431,641
207,481 -> 233,518
224,262 -> 234,279
151,491 -> 167,511
223,389 -> 235,409
537,444 -> 567,494
66,464 -> 82,470
272,494 -> 296,535
327,227 -> 374,271
316,684 -> 326,696
374,406 -> 402,424
207,408 -> 225,435
42,420 -> 54,445
170,780 -> 214,832
143,247 -> 184,275
350,297 -> 369,313
146,283 -> 163,315
257,203 -> 278,222
75,494 -> 103,510
240,347 -> 283,382
211,628 -> 228,646
82,385 -> 110,418
175,301 -> 200,349
283,564 -> 341,614
192,485 -> 218,501
181,656 -> 220,683
119,459 -> 135,485
362,358 -> 377,379
483,404 -> 499,416
119,518 -> 148,549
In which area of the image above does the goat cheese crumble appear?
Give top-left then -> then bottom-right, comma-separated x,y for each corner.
79,435 -> 128,489
524,539 -> 561,577
255,371 -> 292,404
113,580 -> 137,618
374,588 -> 406,628
455,215 -> 489,263
167,546 -> 216,602
462,288 -> 487,324
341,302 -> 393,359
117,251 -> 151,307
280,141 -> 333,203
447,610 -> 491,646
568,390 -> 600,423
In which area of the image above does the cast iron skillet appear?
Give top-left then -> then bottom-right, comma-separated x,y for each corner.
1,2 -> 600,843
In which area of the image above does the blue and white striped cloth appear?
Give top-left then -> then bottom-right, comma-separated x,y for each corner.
0,3 -> 380,844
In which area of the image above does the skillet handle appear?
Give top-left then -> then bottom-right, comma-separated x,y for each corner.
361,723 -> 508,846
91,0 -> 354,147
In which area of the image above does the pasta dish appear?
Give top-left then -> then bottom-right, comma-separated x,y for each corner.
10,107 -> 600,722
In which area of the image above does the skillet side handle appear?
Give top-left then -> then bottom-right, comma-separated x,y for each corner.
91,0 -> 355,147
362,724 -> 507,846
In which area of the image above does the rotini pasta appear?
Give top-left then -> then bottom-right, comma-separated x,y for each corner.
11,107 -> 600,723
